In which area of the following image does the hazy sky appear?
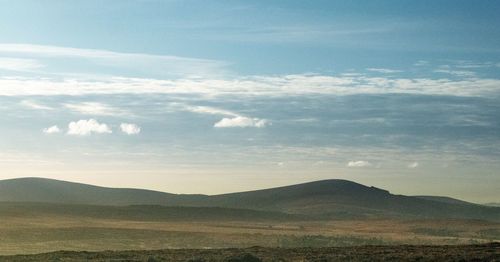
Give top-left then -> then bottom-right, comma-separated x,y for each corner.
0,0 -> 499,202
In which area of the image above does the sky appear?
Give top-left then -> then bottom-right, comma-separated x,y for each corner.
0,0 -> 499,202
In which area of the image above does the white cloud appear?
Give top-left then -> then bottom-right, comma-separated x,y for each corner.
414,60 -> 429,67
120,123 -> 141,135
42,125 -> 61,134
20,100 -> 53,110
434,69 -> 476,77
64,102 -> 126,116
2,73 -> 500,97
347,160 -> 372,167
67,119 -> 112,136
171,103 -> 239,117
367,68 -> 402,74
408,162 -> 419,168
0,43 -> 227,78
170,103 -> 269,128
0,57 -> 43,71
214,116 -> 269,128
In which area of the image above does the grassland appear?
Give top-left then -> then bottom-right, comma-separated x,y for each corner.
0,203 -> 498,256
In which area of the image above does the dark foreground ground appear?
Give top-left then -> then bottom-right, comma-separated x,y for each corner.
1,243 -> 498,262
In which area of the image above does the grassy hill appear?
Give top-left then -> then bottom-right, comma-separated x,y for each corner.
414,195 -> 478,206
0,177 -> 499,221
0,202 -> 299,221
0,177 -> 202,206
203,180 -> 500,220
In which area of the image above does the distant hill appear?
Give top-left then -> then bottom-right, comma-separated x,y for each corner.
0,177 -> 499,221
203,180 -> 500,221
0,202 -> 299,222
0,177 -> 201,206
414,196 -> 477,206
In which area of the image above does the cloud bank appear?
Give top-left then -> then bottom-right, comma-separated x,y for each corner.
1,74 -> 499,97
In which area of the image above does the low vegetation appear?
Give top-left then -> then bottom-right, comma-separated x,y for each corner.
2,243 -> 499,261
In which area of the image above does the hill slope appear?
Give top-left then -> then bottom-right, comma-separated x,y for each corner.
203,180 -> 500,220
0,177 -> 201,206
0,202 -> 298,221
414,195 -> 477,206
0,177 -> 499,221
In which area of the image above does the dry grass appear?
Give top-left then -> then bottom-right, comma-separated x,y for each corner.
0,213 -> 498,255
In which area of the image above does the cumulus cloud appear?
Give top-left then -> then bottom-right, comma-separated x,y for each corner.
64,102 -> 126,116
42,125 -> 61,134
347,160 -> 372,167
170,103 -> 268,128
408,162 -> 419,168
120,123 -> 141,135
20,100 -> 53,110
67,119 -> 112,136
214,116 -> 269,128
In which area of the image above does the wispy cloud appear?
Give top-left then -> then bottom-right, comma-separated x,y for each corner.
367,68 -> 402,74
0,57 -> 43,72
170,103 -> 269,128
201,23 -> 397,43
0,43 -> 228,78
408,162 -> 419,168
414,60 -> 429,67
20,100 -> 53,110
64,102 -> 128,116
170,103 -> 239,117
434,68 -> 476,77
2,73 -> 499,97
347,160 -> 372,167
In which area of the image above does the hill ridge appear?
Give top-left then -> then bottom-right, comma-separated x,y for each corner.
0,177 -> 498,221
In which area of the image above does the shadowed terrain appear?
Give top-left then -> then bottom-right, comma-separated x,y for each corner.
1,177 -> 499,221
2,243 -> 499,262
0,178 -> 498,257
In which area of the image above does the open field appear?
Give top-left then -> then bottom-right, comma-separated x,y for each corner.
2,244 -> 499,261
0,205 -> 498,256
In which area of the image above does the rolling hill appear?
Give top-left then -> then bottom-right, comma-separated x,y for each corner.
0,177 -> 499,221
414,195 -> 478,206
0,177 -> 202,205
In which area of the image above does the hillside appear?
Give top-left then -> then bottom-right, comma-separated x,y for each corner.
203,180 -> 500,220
0,177 -> 201,206
0,202 -> 299,222
415,195 -> 477,206
0,177 -> 499,221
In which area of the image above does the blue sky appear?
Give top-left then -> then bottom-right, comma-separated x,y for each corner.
0,0 -> 499,202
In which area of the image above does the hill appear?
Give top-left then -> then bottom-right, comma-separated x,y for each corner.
414,195 -> 478,206
0,177 -> 499,221
0,177 -> 201,206
203,180 -> 500,220
0,202 -> 299,221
